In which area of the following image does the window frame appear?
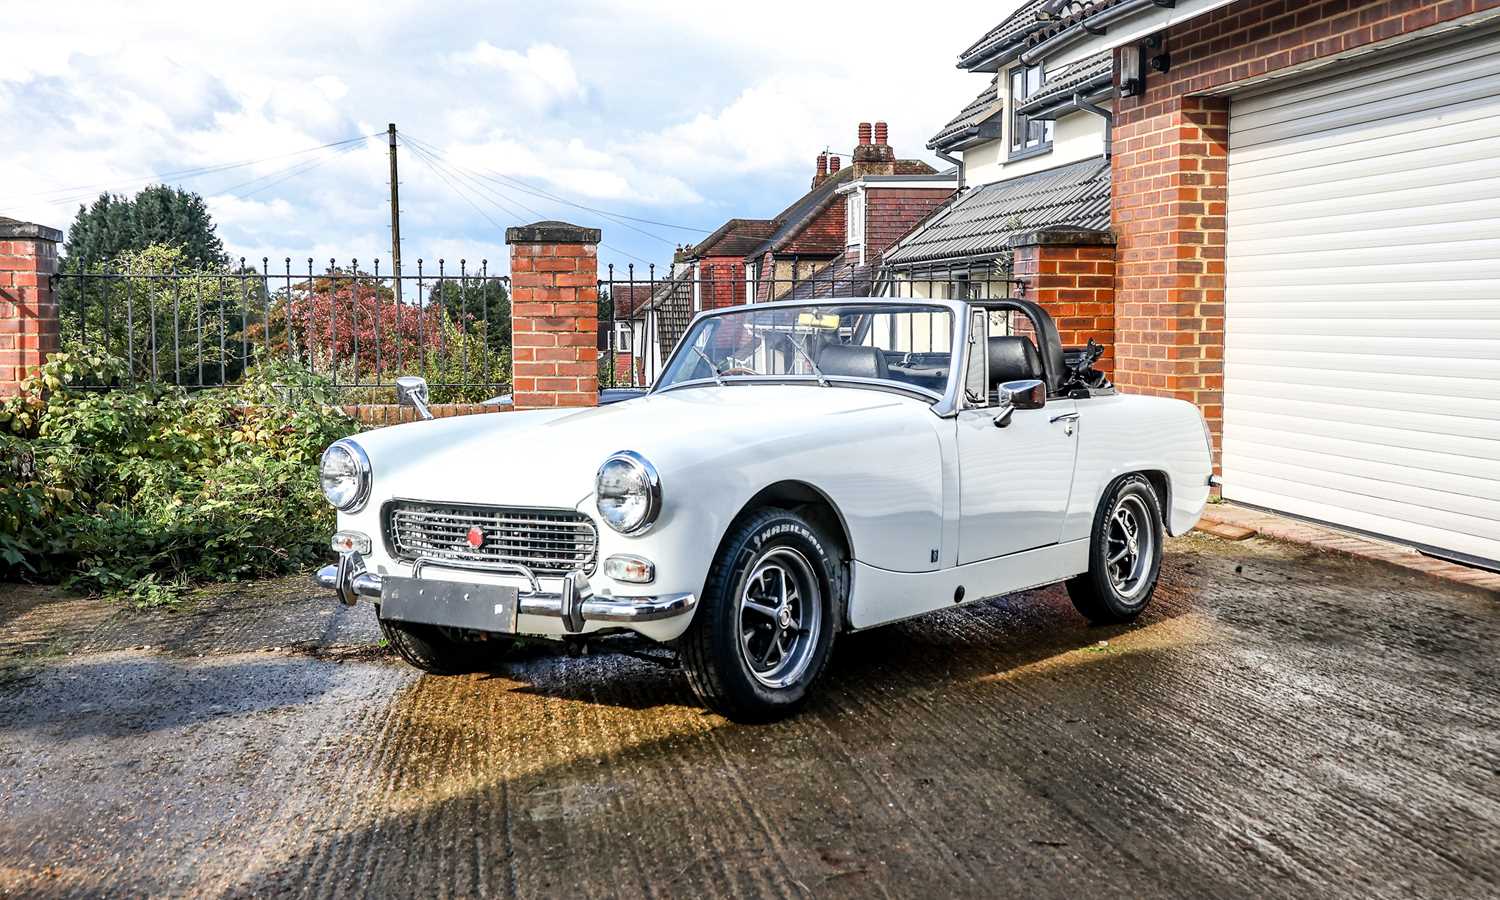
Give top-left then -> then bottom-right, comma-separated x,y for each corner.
1008,62 -> 1054,161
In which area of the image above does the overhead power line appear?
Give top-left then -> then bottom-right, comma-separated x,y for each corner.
403,139 -> 654,265
399,133 -> 711,237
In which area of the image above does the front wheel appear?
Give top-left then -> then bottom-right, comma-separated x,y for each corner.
1066,474 -> 1165,625
680,508 -> 841,722
379,617 -> 512,675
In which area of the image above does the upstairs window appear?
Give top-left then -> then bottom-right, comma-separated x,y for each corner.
1010,63 -> 1054,156
846,188 -> 866,249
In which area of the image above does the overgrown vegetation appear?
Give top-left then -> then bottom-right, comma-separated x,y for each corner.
0,344 -> 358,606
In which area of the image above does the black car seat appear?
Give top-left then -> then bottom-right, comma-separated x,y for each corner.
987,336 -> 1043,389
817,343 -> 891,380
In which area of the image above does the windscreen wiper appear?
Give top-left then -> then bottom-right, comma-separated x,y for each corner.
790,336 -> 829,387
691,346 -> 725,386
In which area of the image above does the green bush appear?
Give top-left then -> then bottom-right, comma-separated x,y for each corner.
0,344 -> 358,605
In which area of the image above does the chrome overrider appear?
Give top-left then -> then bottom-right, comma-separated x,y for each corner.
314,551 -> 697,633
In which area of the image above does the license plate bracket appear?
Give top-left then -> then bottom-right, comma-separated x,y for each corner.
379,576 -> 520,634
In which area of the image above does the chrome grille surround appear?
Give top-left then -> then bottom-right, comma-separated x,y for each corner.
383,500 -> 598,576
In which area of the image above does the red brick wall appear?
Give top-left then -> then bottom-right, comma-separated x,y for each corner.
865,188 -> 953,258
1013,237 -> 1117,376
698,256 -> 747,309
508,227 -> 599,409
1110,0 -> 1498,463
342,403 -> 504,426
0,230 -> 61,397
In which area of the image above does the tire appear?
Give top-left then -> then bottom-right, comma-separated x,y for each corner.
680,508 -> 842,722
378,617 -> 511,675
1066,474 -> 1165,625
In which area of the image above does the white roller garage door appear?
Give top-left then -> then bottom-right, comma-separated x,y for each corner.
1225,28 -> 1500,569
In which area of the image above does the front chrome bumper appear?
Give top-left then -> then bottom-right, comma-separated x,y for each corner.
314,551 -> 696,634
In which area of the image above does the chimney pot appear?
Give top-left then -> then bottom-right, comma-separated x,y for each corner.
816,153 -> 828,176
828,155 -> 841,172
858,122 -> 872,145
874,121 -> 889,145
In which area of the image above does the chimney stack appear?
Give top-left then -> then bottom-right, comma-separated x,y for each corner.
828,154 -> 841,173
852,118 -> 896,174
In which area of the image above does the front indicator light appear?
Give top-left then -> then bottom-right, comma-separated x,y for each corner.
604,554 -> 656,584
331,531 -> 372,555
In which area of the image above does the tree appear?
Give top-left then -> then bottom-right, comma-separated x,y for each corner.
427,277 -> 511,355
62,185 -> 227,272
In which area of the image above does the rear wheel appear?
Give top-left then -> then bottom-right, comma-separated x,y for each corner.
680,508 -> 841,722
1066,474 -> 1164,625
378,617 -> 512,675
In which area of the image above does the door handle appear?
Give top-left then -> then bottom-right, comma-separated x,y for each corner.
1049,412 -> 1080,423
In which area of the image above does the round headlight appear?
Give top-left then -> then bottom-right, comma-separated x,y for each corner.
320,440 -> 371,511
596,451 -> 661,534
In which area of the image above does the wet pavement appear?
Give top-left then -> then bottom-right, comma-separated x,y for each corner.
1,532 -> 1497,899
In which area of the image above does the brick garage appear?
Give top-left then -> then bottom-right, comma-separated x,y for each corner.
1086,0 -> 1500,567
1109,0 -> 1500,461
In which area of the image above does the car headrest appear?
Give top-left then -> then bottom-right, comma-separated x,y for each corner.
988,336 -> 1043,388
817,343 -> 891,380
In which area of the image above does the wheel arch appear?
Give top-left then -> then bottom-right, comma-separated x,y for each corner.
1140,469 -> 1173,532
713,479 -> 854,630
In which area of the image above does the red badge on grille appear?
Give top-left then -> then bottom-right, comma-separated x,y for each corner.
465,526 -> 484,549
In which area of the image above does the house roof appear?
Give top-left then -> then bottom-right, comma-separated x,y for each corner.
687,218 -> 778,259
928,76 -> 1002,150
784,250 -> 880,301
1023,0 -> 1146,60
608,283 -> 656,318
1017,50 -> 1113,116
743,167 -> 856,260
883,155 -> 1111,268
958,0 -> 1051,71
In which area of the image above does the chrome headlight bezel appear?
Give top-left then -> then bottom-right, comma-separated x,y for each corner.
595,450 -> 661,535
320,439 -> 371,512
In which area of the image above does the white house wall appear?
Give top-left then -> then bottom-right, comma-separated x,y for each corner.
963,109 -> 1108,187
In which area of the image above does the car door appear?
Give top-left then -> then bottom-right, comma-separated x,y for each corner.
955,387 -> 1079,565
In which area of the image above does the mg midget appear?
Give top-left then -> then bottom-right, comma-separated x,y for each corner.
316,298 -> 1215,721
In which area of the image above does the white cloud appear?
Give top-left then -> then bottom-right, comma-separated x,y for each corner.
450,42 -> 585,110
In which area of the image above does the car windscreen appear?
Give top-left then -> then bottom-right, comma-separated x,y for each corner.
655,303 -> 956,396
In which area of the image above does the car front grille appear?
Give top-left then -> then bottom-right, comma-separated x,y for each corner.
384,501 -> 599,576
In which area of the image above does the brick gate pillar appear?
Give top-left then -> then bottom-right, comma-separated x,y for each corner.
505,221 -> 601,409
0,218 -> 63,397
1012,226 -> 1116,377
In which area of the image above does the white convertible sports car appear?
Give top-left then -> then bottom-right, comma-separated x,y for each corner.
317,298 -> 1215,720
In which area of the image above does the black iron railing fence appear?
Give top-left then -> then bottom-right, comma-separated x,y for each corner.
56,254 -> 1021,397
54,258 -> 512,403
599,261 -> 1023,388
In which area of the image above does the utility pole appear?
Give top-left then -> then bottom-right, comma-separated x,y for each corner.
387,122 -> 403,302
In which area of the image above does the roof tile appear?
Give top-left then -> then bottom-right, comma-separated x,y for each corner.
883,155 -> 1110,268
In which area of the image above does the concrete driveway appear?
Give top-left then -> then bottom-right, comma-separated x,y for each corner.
1,532 -> 1496,899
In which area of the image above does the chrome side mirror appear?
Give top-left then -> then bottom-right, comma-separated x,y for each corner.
395,375 -> 433,421
992,378 -> 1046,428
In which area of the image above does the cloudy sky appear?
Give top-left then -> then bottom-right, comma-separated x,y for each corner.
2,0 -> 1022,276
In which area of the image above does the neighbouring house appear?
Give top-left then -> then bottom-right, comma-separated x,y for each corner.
680,218 -> 779,310
601,281 -> 655,385
1019,0 -> 1500,569
747,122 -> 941,300
881,0 -> 1116,355
619,121 -> 946,377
